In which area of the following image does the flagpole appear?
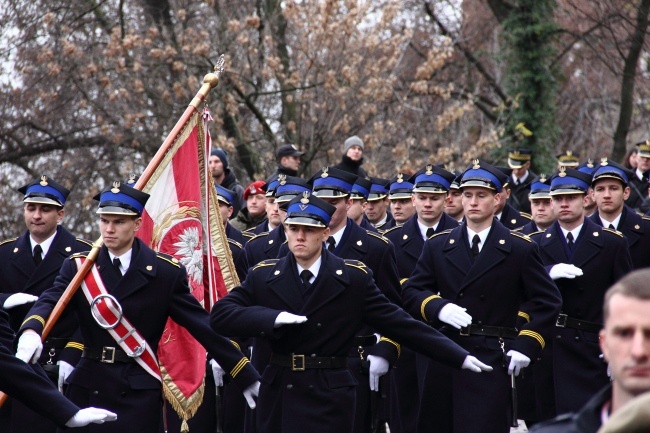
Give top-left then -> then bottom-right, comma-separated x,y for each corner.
0,58 -> 225,407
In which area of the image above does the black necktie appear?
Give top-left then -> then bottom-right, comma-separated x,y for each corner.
608,224 -> 615,230
300,270 -> 313,292
113,257 -> 122,275
471,235 -> 480,258
327,236 -> 336,252
566,232 -> 574,252
426,227 -> 434,238
33,245 -> 43,266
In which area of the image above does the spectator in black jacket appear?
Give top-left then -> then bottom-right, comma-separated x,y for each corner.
332,135 -> 368,177
210,148 -> 245,217
268,144 -> 304,179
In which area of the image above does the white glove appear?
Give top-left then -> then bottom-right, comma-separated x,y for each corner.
274,312 -> 308,328
65,407 -> 117,427
3,293 -> 38,309
549,263 -> 583,280
438,303 -> 472,329
57,360 -> 74,392
367,355 -> 389,391
242,381 -> 260,409
506,350 -> 531,376
461,355 -> 493,373
209,359 -> 225,387
16,331 -> 43,364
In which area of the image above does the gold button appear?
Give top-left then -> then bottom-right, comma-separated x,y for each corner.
449,239 -> 455,244
403,235 -> 408,240
146,265 -> 152,271
499,239 -> 505,244
274,270 -> 280,275
65,247 -> 72,252
357,240 -> 362,246
546,234 -> 551,238
593,232 -> 599,237
336,270 -> 342,275
269,240 -> 274,244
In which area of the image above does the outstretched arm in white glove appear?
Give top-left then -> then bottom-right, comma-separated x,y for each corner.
242,381 -> 260,409
3,293 -> 39,310
16,330 -> 43,364
57,360 -> 74,392
549,263 -> 583,280
438,303 -> 472,329
461,355 -> 493,373
367,355 -> 389,391
506,350 -> 531,376
273,312 -> 308,328
65,408 -> 117,427
209,359 -> 225,387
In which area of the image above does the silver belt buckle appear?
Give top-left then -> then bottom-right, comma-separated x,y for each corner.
101,346 -> 116,363
291,354 -> 306,371
556,314 -> 567,328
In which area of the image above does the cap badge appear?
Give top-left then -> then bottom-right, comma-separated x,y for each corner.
397,173 -> 404,183
600,157 -> 608,166
279,174 -> 287,186
425,165 -> 433,176
586,159 -> 594,168
111,181 -> 121,194
513,150 -> 520,156
250,186 -> 257,194
39,175 -> 48,186
321,167 -> 329,178
540,174 -> 547,182
558,166 -> 567,177
128,174 -> 137,185
472,159 -> 480,170
444,163 -> 455,173
567,150 -> 573,156
300,191 -> 310,204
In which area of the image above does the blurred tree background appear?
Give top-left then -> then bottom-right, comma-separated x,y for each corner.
1,0 -> 650,237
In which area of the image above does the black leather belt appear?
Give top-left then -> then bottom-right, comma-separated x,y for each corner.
459,324 -> 518,339
270,353 -> 347,371
43,337 -> 68,349
352,335 -> 376,347
82,347 -> 136,364
556,314 -> 601,333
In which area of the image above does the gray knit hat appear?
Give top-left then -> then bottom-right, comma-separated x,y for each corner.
344,136 -> 364,154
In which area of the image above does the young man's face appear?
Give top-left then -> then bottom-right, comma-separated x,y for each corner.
285,223 -> 330,264
551,194 -> 586,226
512,162 -> 530,179
637,155 -> 650,173
100,214 -> 141,256
461,187 -> 498,227
390,198 -> 415,224
494,187 -> 510,214
208,156 -> 224,178
347,199 -> 367,222
321,196 -> 349,231
600,293 -> 650,402
281,155 -> 301,172
218,202 -> 233,225
593,179 -> 630,216
444,189 -> 464,220
247,193 -> 267,218
530,198 -> 555,229
346,145 -> 363,162
365,198 -> 388,224
412,192 -> 445,225
266,197 -> 282,227
24,203 -> 64,242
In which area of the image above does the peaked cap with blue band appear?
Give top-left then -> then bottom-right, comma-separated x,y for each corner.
549,167 -> 592,195
495,166 -> 514,189
275,176 -> 312,204
311,167 -> 356,198
216,185 -> 236,206
284,192 -> 336,228
459,160 -> 507,192
19,175 -> 70,207
388,173 -> 414,199
367,177 -> 390,201
592,158 -> 634,186
351,177 -> 372,201
577,160 -> 597,175
264,174 -> 282,197
529,174 -> 551,199
409,164 -> 455,194
94,181 -> 150,216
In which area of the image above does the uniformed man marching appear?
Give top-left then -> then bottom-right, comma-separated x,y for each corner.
210,192 -> 492,433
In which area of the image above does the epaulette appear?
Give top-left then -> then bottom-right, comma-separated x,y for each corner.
513,227 -> 523,232
157,253 -> 181,268
76,238 -> 93,247
248,232 -> 269,242
252,259 -> 279,271
520,212 -> 532,220
344,259 -> 368,274
366,230 -> 389,244
382,225 -> 400,235
70,252 -> 88,259
510,232 -> 532,242
602,227 -> 624,238
528,230 -> 544,237
243,227 -> 256,233
642,216 -> 650,222
429,229 -> 452,240
0,238 -> 17,247
227,239 -> 243,249
242,231 -> 255,239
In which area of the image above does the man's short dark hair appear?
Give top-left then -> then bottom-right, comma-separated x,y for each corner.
603,269 -> 650,321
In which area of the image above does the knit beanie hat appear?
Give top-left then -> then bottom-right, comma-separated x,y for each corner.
344,136 -> 364,154
210,148 -> 229,171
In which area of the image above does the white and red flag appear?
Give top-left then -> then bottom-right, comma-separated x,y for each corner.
136,107 -> 239,430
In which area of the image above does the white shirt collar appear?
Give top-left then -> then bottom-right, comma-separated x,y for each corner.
418,219 -> 439,240
599,213 -> 622,230
466,226 -> 491,253
297,255 -> 322,284
559,224 -> 583,242
109,249 -> 133,274
512,171 -> 529,184
636,168 -> 645,181
30,230 -> 58,258
329,228 -> 345,248
372,214 -> 388,228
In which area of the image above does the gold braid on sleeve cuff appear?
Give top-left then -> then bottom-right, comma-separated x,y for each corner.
519,330 -> 545,349
21,315 -> 45,328
420,295 -> 441,321
518,311 -> 531,323
230,358 -> 250,378
379,337 -> 401,358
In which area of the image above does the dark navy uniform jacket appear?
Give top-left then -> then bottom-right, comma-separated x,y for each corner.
211,249 -> 469,433
358,216 -> 378,232
589,205 -> 650,269
401,220 -> 561,433
508,171 -> 537,214
244,224 -> 286,267
519,220 -> 545,235
374,212 -> 396,232
19,238 -> 259,433
530,219 -> 632,418
529,385 -> 610,433
499,202 -> 532,230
